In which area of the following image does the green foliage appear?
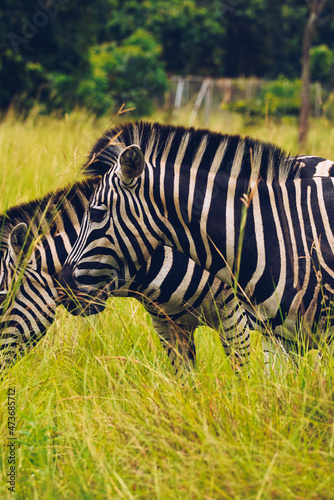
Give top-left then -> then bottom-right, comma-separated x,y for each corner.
47,72 -> 115,116
262,78 -> 302,116
2,1 -> 334,117
86,29 -> 168,116
310,44 -> 334,84
224,78 -> 302,118
321,91 -> 334,122
0,0 -> 110,114
103,0 -> 225,76
143,0 -> 225,75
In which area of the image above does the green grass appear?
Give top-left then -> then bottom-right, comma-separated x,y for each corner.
1,109 -> 334,499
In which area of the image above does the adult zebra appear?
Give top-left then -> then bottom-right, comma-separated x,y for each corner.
60,122 -> 334,355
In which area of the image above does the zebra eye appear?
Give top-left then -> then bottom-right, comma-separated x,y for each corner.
90,204 -> 108,223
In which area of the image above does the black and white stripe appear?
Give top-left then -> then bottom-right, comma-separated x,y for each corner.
60,122 -> 334,358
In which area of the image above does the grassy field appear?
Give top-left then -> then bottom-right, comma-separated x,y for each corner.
0,109 -> 334,499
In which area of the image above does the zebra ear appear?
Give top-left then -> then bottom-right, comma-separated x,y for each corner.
117,145 -> 144,184
9,223 -> 33,260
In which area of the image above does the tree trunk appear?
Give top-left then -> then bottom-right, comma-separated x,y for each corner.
298,12 -> 316,147
298,1 -> 327,148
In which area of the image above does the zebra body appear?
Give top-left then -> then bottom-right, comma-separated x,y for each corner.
60,122 -> 334,353
117,245 -> 249,370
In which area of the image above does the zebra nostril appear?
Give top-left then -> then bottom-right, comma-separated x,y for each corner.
59,263 -> 76,291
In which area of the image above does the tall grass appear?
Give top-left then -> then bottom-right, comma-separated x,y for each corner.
0,108 -> 116,210
0,110 -> 334,499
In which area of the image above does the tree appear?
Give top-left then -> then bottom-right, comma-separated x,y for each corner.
102,0 -> 225,76
2,1 -> 334,117
0,0 -> 110,113
310,44 -> 334,83
74,29 -> 168,116
298,0 -> 328,147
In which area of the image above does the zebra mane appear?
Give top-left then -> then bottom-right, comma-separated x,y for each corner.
0,178 -> 98,254
83,121 -> 301,182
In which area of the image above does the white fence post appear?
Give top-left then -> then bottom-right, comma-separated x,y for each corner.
189,78 -> 211,126
173,77 -> 185,118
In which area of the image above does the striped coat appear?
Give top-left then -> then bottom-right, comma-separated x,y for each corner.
60,122 -> 334,354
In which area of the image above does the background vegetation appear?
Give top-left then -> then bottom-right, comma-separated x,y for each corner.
0,111 -> 334,499
2,0 -> 334,117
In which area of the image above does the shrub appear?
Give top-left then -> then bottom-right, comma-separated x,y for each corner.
46,30 -> 168,117
310,44 -> 334,85
262,78 -> 301,117
87,29 -> 168,116
223,78 -> 301,118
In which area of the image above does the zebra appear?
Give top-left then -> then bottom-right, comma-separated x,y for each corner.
59,121 -> 334,358
0,179 -> 102,369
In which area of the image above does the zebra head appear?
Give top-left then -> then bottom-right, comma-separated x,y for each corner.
0,223 -> 35,313
60,143 -> 159,297
0,222 -> 57,368
0,179 -> 114,370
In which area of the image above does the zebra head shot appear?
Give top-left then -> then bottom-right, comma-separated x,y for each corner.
60,121 -> 334,356
0,179 -> 111,370
61,123 -> 289,294
0,222 -> 35,318
0,208 -> 57,368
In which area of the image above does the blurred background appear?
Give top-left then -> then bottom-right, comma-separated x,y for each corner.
0,1 -> 334,155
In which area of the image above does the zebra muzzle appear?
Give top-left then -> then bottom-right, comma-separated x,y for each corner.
57,264 -> 107,316
59,263 -> 76,290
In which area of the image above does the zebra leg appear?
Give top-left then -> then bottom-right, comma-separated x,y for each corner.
150,316 -> 196,376
219,315 -> 251,372
212,291 -> 251,371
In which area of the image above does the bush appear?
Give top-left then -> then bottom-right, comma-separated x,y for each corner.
45,29 -> 168,117
310,45 -> 334,85
262,78 -> 301,117
223,78 -> 301,118
87,29 -> 168,116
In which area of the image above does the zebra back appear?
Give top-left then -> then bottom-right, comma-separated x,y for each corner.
83,121 -> 305,182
